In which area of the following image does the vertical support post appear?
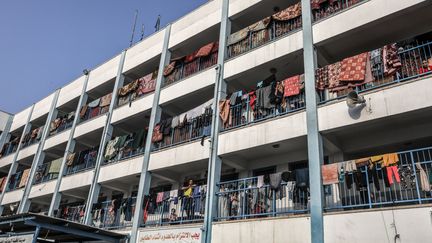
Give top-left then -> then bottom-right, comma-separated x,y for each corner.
301,0 -> 324,243
129,25 -> 171,243
83,50 -> 127,225
0,105 -> 35,214
48,73 -> 90,216
18,89 -> 61,213
202,0 -> 230,243
32,225 -> 41,243
0,114 -> 13,151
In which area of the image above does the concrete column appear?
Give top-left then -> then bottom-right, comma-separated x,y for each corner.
17,89 -> 61,213
129,24 -> 172,243
202,0 -> 230,242
301,0 -> 325,242
83,50 -> 127,225
48,73 -> 90,216
0,105 -> 35,214
0,114 -> 13,152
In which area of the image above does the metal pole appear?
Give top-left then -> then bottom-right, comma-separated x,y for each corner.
83,50 -> 127,225
202,0 -> 230,242
48,73 -> 90,216
129,24 -> 171,243
301,0 -> 324,243
0,105 -> 35,214
32,225 -> 41,243
18,89 -> 61,213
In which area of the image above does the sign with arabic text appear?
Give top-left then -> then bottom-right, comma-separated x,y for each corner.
138,227 -> 201,243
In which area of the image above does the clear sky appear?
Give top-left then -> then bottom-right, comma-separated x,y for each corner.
0,0 -> 207,114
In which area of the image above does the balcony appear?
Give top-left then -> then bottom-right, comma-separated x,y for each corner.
33,158 -> 62,185
318,40 -> 432,105
89,197 -> 137,230
21,126 -> 43,149
102,129 -> 146,166
226,0 -> 367,60
142,187 -> 206,227
64,146 -> 98,176
152,99 -> 213,151
79,92 -> 112,124
213,145 -> 432,222
163,43 -> 218,88
0,140 -> 18,158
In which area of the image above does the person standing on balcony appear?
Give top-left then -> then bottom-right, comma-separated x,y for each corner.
182,179 -> 196,220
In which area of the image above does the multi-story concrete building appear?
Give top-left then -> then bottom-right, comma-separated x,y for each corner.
1,0 -> 432,242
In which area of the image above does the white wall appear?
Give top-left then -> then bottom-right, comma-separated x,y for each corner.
223,30 -> 303,79
98,156 -> 142,183
123,29 -> 165,73
10,106 -> 32,132
212,206 -> 432,243
0,111 -> 11,132
86,54 -> 121,92
31,92 -> 55,121
111,94 -> 154,124
29,180 -> 56,199
159,68 -> 216,105
73,115 -> 107,139
313,0 -> 426,44
149,140 -> 209,171
1,189 -> 23,205
218,111 -> 307,155
44,130 -> 70,150
57,76 -> 85,108
318,77 -> 432,131
59,170 -> 93,192
16,143 -> 37,161
169,0 -> 222,49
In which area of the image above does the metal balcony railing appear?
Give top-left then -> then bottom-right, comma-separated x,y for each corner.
164,52 -> 218,87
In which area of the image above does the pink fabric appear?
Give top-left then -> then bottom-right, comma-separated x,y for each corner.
386,166 -> 400,185
156,192 -> 164,203
322,163 -> 339,185
138,73 -> 156,95
283,75 -> 301,97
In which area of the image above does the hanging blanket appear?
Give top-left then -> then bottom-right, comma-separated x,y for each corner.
338,52 -> 368,82
138,72 -> 157,95
100,93 -> 112,107
273,2 -> 302,21
283,75 -> 301,97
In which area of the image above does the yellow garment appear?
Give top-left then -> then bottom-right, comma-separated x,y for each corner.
184,187 -> 192,197
370,155 -> 383,164
383,153 -> 399,167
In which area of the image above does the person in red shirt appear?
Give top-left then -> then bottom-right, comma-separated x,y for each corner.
419,60 -> 431,74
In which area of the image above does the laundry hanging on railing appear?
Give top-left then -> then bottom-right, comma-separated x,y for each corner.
104,129 -> 147,162
50,111 -> 75,136
117,70 -> 158,107
18,168 -> 30,188
152,99 -> 213,146
163,42 -> 218,86
80,93 -> 112,121
0,137 -> 19,158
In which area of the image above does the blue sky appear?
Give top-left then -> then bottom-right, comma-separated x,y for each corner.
0,0 -> 207,114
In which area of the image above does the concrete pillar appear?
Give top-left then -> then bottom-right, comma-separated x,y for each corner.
202,0 -> 230,242
17,89 -> 61,213
0,105 -> 35,214
301,0 -> 325,242
129,24 -> 172,243
48,72 -> 90,216
83,50 -> 127,225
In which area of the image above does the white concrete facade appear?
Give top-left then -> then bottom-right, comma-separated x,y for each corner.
1,0 -> 431,242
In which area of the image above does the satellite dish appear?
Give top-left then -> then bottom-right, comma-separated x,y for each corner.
346,90 -> 366,108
